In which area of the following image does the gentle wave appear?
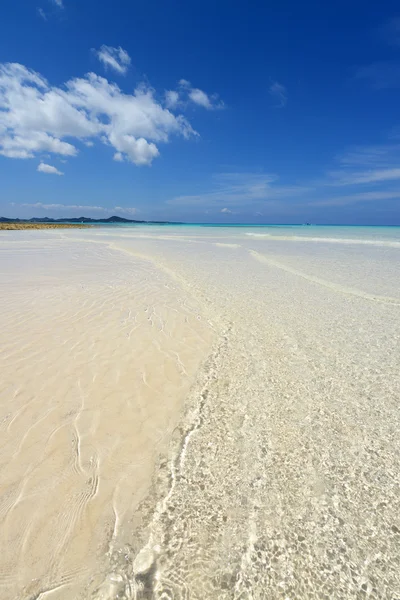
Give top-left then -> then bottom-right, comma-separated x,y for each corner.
244,233 -> 400,247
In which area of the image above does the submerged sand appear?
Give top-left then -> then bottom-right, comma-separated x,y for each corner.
0,233 -> 213,599
1,226 -> 400,599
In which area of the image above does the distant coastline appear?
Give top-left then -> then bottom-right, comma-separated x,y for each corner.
0,215 -> 183,225
2,217 -> 399,229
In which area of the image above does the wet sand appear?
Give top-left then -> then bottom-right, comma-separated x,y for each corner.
1,227 -> 400,598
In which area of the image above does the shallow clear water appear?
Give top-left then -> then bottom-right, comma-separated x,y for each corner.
92,223 -> 400,245
1,225 -> 400,599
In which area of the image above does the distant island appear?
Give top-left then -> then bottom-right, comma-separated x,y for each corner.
0,215 -> 183,225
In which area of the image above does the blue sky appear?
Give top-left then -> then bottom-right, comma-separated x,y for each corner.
1,0 -> 400,224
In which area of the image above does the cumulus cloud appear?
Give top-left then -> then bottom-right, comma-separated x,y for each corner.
37,162 -> 63,175
108,129 -> 159,165
221,207 -> 232,213
0,61 -> 201,167
96,45 -> 131,75
0,132 -> 76,159
269,81 -> 287,107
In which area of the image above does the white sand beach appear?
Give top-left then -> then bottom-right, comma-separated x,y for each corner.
1,226 -> 400,599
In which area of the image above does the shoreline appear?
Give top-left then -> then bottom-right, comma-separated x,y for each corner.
0,223 -> 91,230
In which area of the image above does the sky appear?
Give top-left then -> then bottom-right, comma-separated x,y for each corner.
1,0 -> 400,224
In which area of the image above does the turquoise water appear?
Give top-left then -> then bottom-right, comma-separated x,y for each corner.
90,223 -> 400,244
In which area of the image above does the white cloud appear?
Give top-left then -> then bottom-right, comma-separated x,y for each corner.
22,203 -> 106,210
325,145 -> 400,187
169,173 -> 309,208
0,61 -> 201,167
221,207 -> 232,213
269,81 -> 287,108
37,8 -> 47,20
337,144 -> 400,168
0,132 -> 77,159
113,152 -> 124,161
189,88 -> 213,109
96,45 -> 131,75
328,167 -> 400,186
189,88 -> 223,110
175,79 -> 223,109
37,162 -> 63,175
18,202 -> 138,215
302,142 -> 400,205
108,129 -> 159,165
168,141 -> 400,213
309,190 -> 400,207
51,0 -> 64,8
165,90 -> 180,109
114,206 -> 137,215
